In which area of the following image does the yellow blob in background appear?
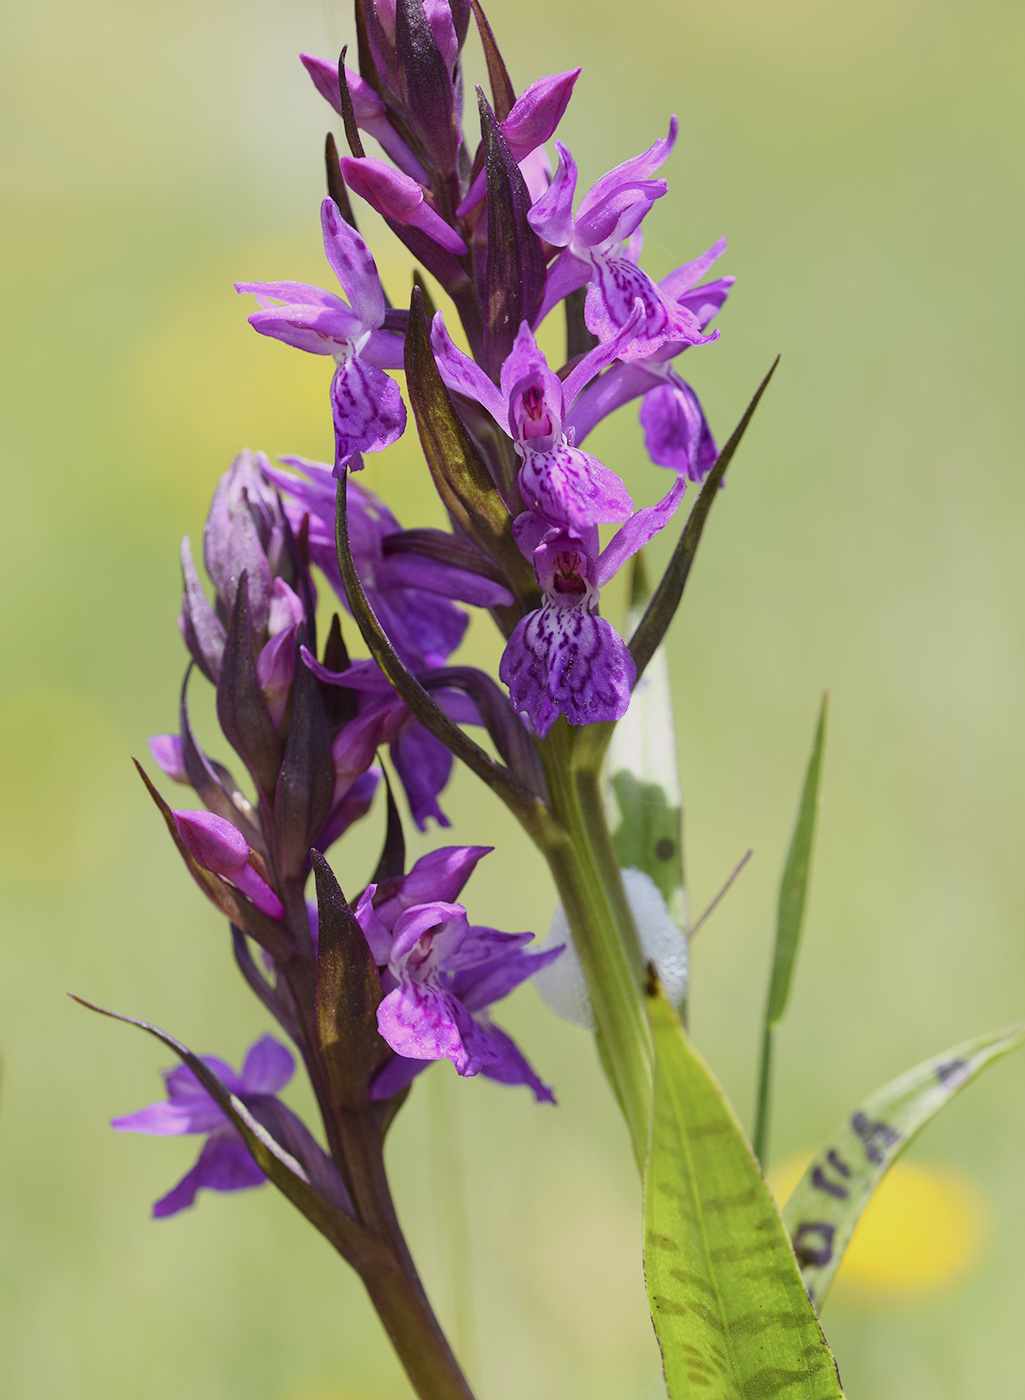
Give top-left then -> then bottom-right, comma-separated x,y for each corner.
770,1152 -> 991,1305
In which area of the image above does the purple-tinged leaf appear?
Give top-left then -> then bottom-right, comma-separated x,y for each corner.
274,632 -> 334,880
479,90 -> 546,376
179,537 -> 226,683
231,925 -> 298,1037
216,572 -> 282,797
395,0 -> 460,175
320,614 -> 359,730
628,357 -> 780,682
336,45 -> 366,158
325,133 -> 361,234
312,851 -> 386,1110
179,669 -> 263,848
371,769 -> 406,883
470,0 -> 514,120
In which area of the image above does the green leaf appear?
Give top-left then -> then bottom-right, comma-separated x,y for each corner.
753,694 -> 828,1164
766,694 -> 828,1028
781,1019 -> 1025,1307
645,986 -> 844,1400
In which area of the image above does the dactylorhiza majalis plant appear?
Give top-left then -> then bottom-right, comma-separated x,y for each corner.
79,6 -> 1025,1398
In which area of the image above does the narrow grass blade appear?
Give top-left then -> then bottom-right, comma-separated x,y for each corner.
753,694 -> 828,1163
645,985 -> 844,1400
782,1019 -> 1025,1306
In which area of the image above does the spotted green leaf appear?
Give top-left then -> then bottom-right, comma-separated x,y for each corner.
782,1019 -> 1025,1306
645,987 -> 844,1400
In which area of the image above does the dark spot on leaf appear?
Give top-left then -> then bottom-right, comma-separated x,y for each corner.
653,1295 -> 687,1316
935,1057 -> 970,1088
728,1311 -> 806,1337
741,1363 -> 827,1398
688,1300 -> 728,1335
703,1187 -> 757,1211
648,1231 -> 679,1252
851,1111 -> 901,1165
792,1221 -> 835,1268
656,837 -> 676,860
670,1267 -> 717,1298
811,1165 -> 849,1199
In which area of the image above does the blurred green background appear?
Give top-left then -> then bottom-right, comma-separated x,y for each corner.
2,0 -> 1024,1395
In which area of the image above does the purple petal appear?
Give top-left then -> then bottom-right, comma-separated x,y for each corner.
389,902 -> 468,972
231,864 -> 285,920
638,379 -> 718,481
565,361 -> 659,446
585,257 -> 713,361
300,52 -> 346,115
403,201 -> 469,256
321,199 -> 385,331
429,313 -> 506,421
517,443 -> 633,530
575,116 -> 678,239
256,626 -> 297,728
374,846 -> 492,928
597,477 -> 687,586
148,735 -> 188,784
673,275 -> 734,334
477,1022 -> 556,1103
378,553 -> 514,608
111,1100 -> 220,1136
390,722 -> 454,830
165,1058 -> 240,1100
502,69 -> 581,159
267,578 -> 306,635
240,1035 -> 295,1095
368,1053 -> 431,1101
376,980 -> 497,1075
316,767 -> 380,852
499,606 -> 635,737
526,140 -> 578,247
535,246 -> 591,325
454,942 -> 564,1009
657,236 -> 727,301
331,357 -> 406,467
173,809 -> 250,875
153,1132 -> 265,1217
354,884 -> 394,963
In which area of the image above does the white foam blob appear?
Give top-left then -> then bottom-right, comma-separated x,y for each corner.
533,868 -> 688,1029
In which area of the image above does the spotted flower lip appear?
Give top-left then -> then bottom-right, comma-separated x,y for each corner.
235,199 -> 407,471
350,847 -> 561,1101
500,478 -> 686,737
111,1036 -> 295,1218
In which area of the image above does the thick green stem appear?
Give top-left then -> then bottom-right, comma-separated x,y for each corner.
538,723 -> 653,1167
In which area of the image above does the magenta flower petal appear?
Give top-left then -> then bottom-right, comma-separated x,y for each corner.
376,981 -> 497,1075
148,735 -> 188,784
152,1133 -> 264,1219
173,809 -> 249,874
639,379 -> 719,481
517,442 -> 633,531
239,1034 -> 295,1095
526,139 -> 578,246
330,356 -> 406,466
500,606 -> 635,738
320,199 -> 386,331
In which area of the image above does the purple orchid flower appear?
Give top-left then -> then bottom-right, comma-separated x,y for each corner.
456,68 -> 581,216
566,239 -> 734,482
300,53 -> 429,182
430,312 -> 646,531
499,478 -> 686,737
264,456 -> 511,672
173,809 -> 284,919
527,120 -> 721,362
350,846 -> 560,1101
236,200 -> 406,473
112,1036 -> 294,1217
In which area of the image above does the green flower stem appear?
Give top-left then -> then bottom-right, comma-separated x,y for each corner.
537,721 -> 653,1168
